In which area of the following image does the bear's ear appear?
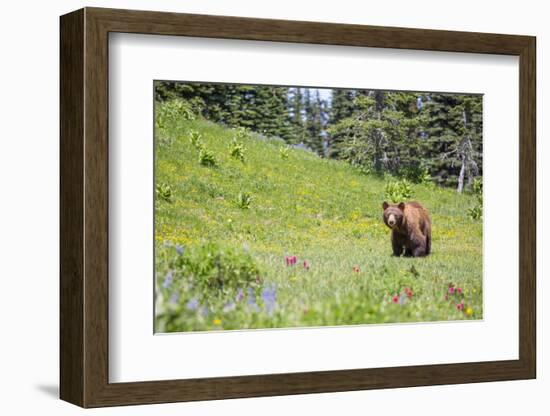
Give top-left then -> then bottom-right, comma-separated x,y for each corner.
382,201 -> 389,210
398,202 -> 406,211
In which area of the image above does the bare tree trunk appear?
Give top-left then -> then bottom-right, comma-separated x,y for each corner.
457,155 -> 465,193
456,109 -> 469,193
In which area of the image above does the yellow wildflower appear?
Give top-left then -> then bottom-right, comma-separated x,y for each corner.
465,307 -> 473,317
213,318 -> 222,325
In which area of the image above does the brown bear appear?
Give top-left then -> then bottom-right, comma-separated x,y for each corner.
382,201 -> 431,257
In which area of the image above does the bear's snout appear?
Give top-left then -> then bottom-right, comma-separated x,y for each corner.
387,214 -> 397,227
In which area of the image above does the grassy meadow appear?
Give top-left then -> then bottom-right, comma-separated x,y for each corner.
154,106 -> 483,333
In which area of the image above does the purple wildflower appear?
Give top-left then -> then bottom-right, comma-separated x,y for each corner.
175,245 -> 184,255
186,297 -> 199,311
169,292 -> 179,304
235,288 -> 244,302
261,285 -> 277,315
162,271 -> 173,289
223,302 -> 236,313
199,306 -> 209,317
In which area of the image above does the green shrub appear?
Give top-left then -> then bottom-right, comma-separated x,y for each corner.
279,146 -> 290,160
384,178 -> 413,203
156,182 -> 173,202
467,178 -> 483,220
159,243 -> 261,302
198,147 -> 218,167
229,137 -> 246,162
236,192 -> 252,209
189,130 -> 204,150
156,99 -> 195,130
401,165 -> 432,185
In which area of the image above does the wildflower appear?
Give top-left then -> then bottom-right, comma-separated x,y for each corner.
235,288 -> 244,302
465,307 -> 473,316
213,318 -> 222,325
199,306 -> 209,317
175,245 -> 184,255
353,266 -> 360,273
162,271 -> 173,289
303,261 -> 310,271
169,293 -> 179,304
457,287 -> 462,295
448,287 -> 455,294
392,295 -> 399,304
456,302 -> 464,311
284,256 -> 297,266
398,294 -> 407,305
285,255 -> 297,266
247,287 -> 260,312
261,285 -> 277,315
444,294 -> 449,301
405,288 -> 413,298
223,302 -> 236,313
186,297 -> 199,311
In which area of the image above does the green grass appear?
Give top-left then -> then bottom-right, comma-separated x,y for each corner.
155,116 -> 483,332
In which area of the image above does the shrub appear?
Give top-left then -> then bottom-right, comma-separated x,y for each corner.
279,146 -> 290,160
229,137 -> 246,162
156,99 -> 195,130
235,127 -> 249,141
189,130 -> 204,150
163,243 -> 261,300
156,182 -> 173,202
155,242 -> 266,332
467,178 -> 483,220
384,178 -> 413,203
198,147 -> 218,167
401,165 -> 432,185
236,192 -> 252,209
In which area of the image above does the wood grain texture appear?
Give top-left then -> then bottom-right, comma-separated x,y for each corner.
518,38 -> 536,376
59,8 -> 84,407
59,7 -> 537,408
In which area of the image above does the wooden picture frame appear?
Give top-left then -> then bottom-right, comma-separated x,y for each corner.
60,7 -> 536,408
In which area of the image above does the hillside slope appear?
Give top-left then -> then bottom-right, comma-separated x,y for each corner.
155,116 -> 482,332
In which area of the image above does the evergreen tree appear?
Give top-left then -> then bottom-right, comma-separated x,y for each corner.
331,89 -> 356,122
304,89 -> 325,154
288,88 -> 306,144
422,94 -> 482,190
155,81 -> 483,190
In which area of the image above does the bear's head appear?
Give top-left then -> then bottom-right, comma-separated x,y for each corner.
382,201 -> 405,229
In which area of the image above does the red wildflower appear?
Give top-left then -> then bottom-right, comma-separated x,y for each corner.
448,287 -> 455,294
353,266 -> 360,273
457,287 -> 463,294
456,302 -> 464,311
392,295 -> 399,304
285,255 -> 298,266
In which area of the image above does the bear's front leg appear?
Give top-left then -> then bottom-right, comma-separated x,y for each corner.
391,232 -> 404,256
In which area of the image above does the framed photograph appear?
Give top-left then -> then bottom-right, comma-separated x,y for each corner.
60,7 -> 536,407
